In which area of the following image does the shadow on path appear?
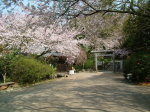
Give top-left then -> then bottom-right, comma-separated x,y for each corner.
0,72 -> 150,112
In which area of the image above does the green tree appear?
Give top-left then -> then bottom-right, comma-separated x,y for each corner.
122,1 -> 150,52
122,1 -> 150,82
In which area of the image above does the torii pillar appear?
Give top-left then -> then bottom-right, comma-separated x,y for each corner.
95,53 -> 98,71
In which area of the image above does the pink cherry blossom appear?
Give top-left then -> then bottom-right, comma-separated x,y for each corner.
0,13 -> 88,64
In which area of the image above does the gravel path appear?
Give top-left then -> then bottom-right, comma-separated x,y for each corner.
0,72 -> 150,112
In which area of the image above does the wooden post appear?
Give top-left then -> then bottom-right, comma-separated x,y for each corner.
95,53 -> 98,71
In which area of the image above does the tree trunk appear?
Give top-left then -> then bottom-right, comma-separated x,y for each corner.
2,73 -> 6,83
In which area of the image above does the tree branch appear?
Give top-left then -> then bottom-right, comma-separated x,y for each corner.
59,0 -> 80,16
58,0 -> 150,19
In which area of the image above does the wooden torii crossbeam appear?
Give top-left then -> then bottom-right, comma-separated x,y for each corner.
91,50 -> 115,72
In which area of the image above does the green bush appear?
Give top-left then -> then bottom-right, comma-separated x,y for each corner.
0,50 -> 18,83
74,58 -> 94,71
124,53 -> 150,82
11,56 -> 56,84
74,48 -> 94,71
84,59 -> 94,70
74,64 -> 83,71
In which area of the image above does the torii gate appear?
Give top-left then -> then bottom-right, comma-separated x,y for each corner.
91,50 -> 116,72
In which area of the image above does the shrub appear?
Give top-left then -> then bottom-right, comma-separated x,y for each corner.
124,53 -> 150,82
74,58 -> 94,71
0,50 -> 18,83
74,64 -> 83,71
11,56 -> 56,84
0,56 -> 13,83
84,59 -> 94,70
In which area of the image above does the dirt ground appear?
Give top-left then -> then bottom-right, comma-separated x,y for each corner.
0,72 -> 150,112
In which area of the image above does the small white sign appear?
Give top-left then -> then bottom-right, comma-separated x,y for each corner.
69,70 -> 75,75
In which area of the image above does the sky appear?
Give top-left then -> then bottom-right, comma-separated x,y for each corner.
0,0 -> 33,14
1,0 -> 55,15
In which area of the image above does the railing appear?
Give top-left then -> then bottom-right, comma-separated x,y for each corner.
104,62 -> 113,71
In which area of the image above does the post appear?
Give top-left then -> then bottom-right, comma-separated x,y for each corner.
120,60 -> 123,72
95,53 -> 98,71
113,52 -> 115,72
2,73 -> 6,83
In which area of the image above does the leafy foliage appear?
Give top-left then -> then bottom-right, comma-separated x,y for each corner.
122,1 -> 150,82
11,56 -> 56,85
84,59 -> 94,70
122,4 -> 150,52
124,53 -> 150,82
0,49 -> 18,83
73,47 -> 94,71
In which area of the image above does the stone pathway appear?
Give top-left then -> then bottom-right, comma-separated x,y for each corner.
0,72 -> 150,112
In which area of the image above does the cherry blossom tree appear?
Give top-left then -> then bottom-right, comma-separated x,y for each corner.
114,49 -> 130,58
1,0 -> 149,18
0,13 -> 88,64
69,13 -> 127,50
